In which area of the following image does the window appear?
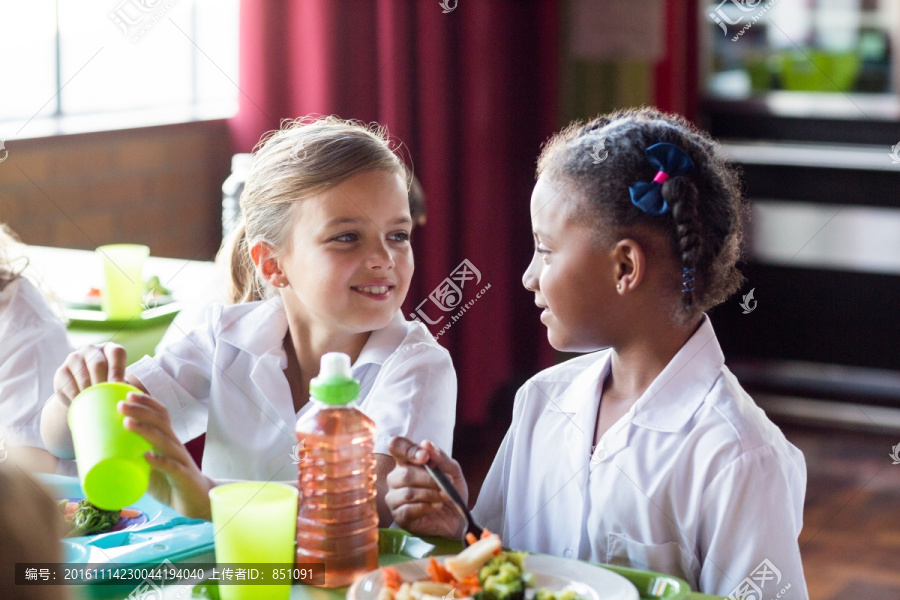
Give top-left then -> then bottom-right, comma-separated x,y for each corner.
0,0 -> 239,137
703,0 -> 898,99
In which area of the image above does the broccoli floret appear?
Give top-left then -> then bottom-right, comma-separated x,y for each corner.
474,579 -> 525,600
475,552 -> 529,600
535,588 -> 586,600
478,552 -> 528,585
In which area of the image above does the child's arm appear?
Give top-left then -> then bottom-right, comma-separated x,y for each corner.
41,343 -> 147,459
385,436 -> 467,539
119,391 -> 215,520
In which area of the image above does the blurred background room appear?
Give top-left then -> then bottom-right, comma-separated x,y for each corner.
1,1 -> 899,598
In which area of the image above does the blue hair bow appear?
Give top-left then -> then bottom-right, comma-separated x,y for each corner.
628,143 -> 694,216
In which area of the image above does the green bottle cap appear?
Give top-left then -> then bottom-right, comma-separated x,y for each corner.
309,352 -> 360,405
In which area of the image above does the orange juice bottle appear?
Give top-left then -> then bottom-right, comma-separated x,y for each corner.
295,352 -> 379,588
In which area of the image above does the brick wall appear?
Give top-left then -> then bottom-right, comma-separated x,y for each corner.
0,120 -> 232,260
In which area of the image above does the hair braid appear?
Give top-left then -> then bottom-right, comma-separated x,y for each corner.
664,176 -> 702,308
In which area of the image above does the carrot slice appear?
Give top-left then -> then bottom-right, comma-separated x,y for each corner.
381,567 -> 402,591
427,557 -> 455,584
119,508 -> 141,518
465,532 -> 478,546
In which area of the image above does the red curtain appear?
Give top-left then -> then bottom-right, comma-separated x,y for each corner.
654,0 -> 700,119
229,0 -> 559,426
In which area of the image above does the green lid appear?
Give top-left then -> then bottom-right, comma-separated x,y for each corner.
309,352 -> 360,405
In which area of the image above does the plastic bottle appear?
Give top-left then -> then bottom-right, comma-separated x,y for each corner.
221,153 -> 253,239
295,352 -> 379,588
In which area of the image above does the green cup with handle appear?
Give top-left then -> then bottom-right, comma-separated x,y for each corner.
68,382 -> 152,510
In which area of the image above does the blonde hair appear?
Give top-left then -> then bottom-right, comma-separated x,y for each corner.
221,116 -> 408,304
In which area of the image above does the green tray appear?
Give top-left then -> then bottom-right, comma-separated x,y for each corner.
65,301 -> 182,331
187,530 -> 694,600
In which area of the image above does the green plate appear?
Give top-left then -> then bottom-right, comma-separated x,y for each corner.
188,530 -> 692,600
388,530 -> 691,600
65,302 -> 182,330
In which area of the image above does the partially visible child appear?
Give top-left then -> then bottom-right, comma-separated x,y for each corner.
0,431 -> 69,600
386,108 -> 808,598
0,224 -> 73,473
41,117 -> 457,525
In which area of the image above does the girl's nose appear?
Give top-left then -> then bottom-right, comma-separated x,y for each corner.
522,254 -> 540,291
367,240 -> 394,270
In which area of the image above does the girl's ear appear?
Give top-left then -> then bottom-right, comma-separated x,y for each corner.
250,242 -> 287,288
612,238 -> 646,293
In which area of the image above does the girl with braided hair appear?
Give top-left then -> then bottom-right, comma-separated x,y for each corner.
386,108 -> 808,598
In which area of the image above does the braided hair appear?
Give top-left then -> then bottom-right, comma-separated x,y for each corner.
536,107 -> 747,324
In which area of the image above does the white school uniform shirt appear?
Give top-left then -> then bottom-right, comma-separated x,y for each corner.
472,316 -> 809,599
129,296 -> 456,481
0,278 -> 75,468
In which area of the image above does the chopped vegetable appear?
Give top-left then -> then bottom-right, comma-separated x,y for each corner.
59,499 -> 122,537
382,567 -> 403,591
144,275 -> 171,297
473,552 -> 530,600
444,535 -> 502,580
534,589 -> 587,600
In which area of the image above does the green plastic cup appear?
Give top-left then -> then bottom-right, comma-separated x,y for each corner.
209,482 -> 299,600
68,382 -> 152,510
97,244 -> 150,319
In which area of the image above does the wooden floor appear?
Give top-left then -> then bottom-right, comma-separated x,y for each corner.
454,422 -> 900,600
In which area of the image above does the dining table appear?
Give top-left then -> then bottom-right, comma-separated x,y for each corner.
58,529 -> 727,600
23,246 -> 727,600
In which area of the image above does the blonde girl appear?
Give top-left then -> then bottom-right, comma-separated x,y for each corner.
42,117 -> 457,524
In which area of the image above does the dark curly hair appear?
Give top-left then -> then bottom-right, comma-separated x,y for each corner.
536,107 -> 747,324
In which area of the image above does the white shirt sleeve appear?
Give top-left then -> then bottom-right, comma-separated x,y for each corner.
127,305 -> 224,443
0,313 -> 72,448
364,342 -> 457,457
697,444 -> 809,599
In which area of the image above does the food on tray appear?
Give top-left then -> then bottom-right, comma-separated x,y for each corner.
144,275 -> 171,297
59,499 -> 140,537
378,531 -> 586,600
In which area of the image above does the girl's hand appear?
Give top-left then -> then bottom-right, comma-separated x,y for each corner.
385,437 -> 467,539
119,392 -> 214,520
53,343 -> 130,406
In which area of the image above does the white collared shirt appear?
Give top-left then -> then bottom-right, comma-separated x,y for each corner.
129,297 -> 456,481
0,278 -> 73,451
472,316 -> 809,599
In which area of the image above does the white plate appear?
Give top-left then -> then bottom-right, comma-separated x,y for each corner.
348,554 -> 639,600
